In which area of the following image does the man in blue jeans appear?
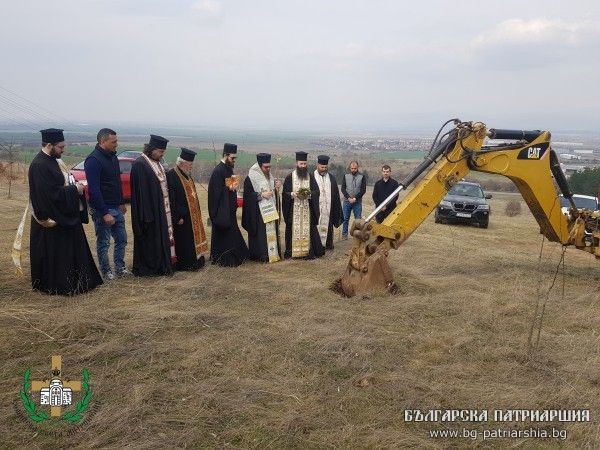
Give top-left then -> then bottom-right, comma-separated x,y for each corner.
84,128 -> 129,280
341,160 -> 367,239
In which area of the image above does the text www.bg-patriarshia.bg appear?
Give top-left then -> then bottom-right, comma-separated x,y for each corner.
428,426 -> 567,441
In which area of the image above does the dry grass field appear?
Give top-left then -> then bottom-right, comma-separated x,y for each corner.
0,175 -> 599,449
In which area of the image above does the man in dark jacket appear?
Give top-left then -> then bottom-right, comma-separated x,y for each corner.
84,128 -> 129,280
341,160 -> 367,239
372,164 -> 400,223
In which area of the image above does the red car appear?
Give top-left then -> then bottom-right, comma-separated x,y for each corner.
70,156 -> 136,202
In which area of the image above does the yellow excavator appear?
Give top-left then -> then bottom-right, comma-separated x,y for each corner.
340,120 -> 600,297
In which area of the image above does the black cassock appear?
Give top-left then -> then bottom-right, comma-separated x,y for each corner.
28,151 -> 102,295
241,176 -> 282,262
282,172 -> 325,259
317,172 -> 343,250
207,162 -> 248,267
167,169 -> 205,271
130,157 -> 173,276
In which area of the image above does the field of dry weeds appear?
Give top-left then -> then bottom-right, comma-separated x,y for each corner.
0,178 -> 599,448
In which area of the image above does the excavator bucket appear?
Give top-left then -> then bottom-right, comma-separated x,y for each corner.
338,221 -> 397,297
340,250 -> 396,297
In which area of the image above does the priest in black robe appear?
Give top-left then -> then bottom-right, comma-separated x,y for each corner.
282,151 -> 325,259
28,128 -> 103,295
241,153 -> 282,262
167,148 -> 208,271
314,155 -> 343,250
130,135 -> 175,276
372,164 -> 400,223
207,143 -> 249,267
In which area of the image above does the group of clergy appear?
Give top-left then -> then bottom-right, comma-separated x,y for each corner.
26,129 -> 344,296
132,139 -> 346,273
205,145 -> 344,266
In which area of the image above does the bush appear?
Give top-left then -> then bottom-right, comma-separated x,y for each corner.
569,167 -> 600,196
505,199 -> 522,217
479,179 -> 518,193
328,163 -> 346,182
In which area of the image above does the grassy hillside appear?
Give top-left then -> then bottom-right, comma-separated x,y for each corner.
0,177 -> 598,448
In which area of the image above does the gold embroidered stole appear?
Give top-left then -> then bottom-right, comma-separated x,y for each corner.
291,170 -> 310,258
314,170 -> 331,247
12,203 -> 29,275
174,167 -> 208,258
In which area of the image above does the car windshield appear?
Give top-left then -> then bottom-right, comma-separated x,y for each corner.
72,161 -> 85,170
118,151 -> 141,158
448,184 -> 483,198
119,160 -> 132,174
560,196 -> 598,210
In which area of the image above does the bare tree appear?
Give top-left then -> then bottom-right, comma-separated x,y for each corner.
212,138 -> 217,164
0,139 -> 18,199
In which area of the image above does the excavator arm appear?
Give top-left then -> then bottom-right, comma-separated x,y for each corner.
340,120 -> 600,297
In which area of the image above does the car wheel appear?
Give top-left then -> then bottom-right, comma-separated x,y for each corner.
434,212 -> 440,223
480,220 -> 489,229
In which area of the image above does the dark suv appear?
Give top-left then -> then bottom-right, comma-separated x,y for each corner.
434,181 -> 491,228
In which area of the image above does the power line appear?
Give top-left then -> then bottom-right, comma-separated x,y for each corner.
0,92 -> 55,125
0,111 -> 37,130
0,84 -> 81,130
0,95 -> 49,128
0,104 -> 41,130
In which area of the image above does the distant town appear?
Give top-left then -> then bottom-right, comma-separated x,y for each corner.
311,137 -> 433,152
309,136 -> 600,177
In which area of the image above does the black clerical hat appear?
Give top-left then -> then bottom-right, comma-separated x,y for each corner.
223,143 -> 237,154
256,153 -> 271,165
40,128 -> 64,144
317,155 -> 330,165
295,151 -> 308,161
180,148 -> 196,162
149,134 -> 169,150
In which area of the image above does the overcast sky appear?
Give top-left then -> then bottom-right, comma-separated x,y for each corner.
1,0 -> 599,131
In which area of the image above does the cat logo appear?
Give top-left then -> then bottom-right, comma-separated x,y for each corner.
517,145 -> 548,160
527,147 -> 541,159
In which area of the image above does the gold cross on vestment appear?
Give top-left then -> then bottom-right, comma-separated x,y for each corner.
30,355 -> 82,417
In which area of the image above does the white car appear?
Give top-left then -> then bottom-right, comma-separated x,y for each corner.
559,194 -> 599,215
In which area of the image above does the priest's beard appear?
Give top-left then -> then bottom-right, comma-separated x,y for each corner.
49,147 -> 62,159
144,150 -> 162,162
296,166 -> 308,179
